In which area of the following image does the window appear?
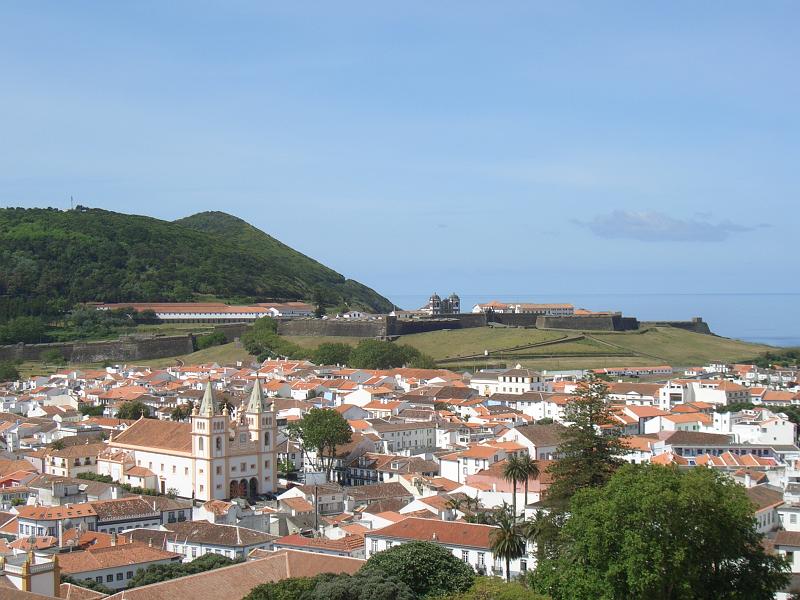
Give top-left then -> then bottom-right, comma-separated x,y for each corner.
216,466 -> 222,475
520,559 -> 528,572
185,467 -> 189,475
126,571 -> 133,579
461,550 -> 469,563
107,575 -> 114,582
116,573 -> 124,581
477,553 -> 485,567
216,437 -> 222,450
198,438 -> 204,451
172,465 -> 176,474
240,462 -> 246,472
192,547 -> 198,557
95,577 -> 102,583
240,433 -> 247,444
791,514 -> 797,525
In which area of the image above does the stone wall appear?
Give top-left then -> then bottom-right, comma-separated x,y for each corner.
642,318 -> 712,334
535,315 -> 640,332
0,335 -> 195,363
277,318 -> 388,338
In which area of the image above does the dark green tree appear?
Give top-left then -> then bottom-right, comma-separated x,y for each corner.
40,348 -> 65,365
490,504 -> 527,582
545,374 -> 627,506
128,553 -> 240,588
442,577 -> 551,600
533,464 -> 789,600
348,339 -> 435,370
0,361 -> 20,382
312,342 -> 353,365
517,453 -> 540,507
0,316 -> 47,343
286,408 -> 352,481
244,576 -> 319,600
360,541 -> 475,598
503,455 -> 528,521
116,400 -> 152,420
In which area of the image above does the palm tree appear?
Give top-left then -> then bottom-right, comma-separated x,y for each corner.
517,453 -> 540,507
444,496 -> 464,516
503,455 -> 527,521
490,503 -> 527,582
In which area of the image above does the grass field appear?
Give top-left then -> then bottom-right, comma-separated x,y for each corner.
284,326 -> 773,371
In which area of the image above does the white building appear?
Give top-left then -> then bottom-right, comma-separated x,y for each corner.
364,517 -> 529,578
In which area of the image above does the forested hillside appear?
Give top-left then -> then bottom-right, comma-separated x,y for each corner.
0,206 -> 392,321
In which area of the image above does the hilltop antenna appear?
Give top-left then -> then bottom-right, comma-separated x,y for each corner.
70,196 -> 74,210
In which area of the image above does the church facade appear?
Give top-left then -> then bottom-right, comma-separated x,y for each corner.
103,380 -> 277,502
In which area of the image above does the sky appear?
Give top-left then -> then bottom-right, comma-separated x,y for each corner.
1,1 -> 798,304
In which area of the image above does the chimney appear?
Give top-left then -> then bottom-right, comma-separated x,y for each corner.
744,472 -> 752,488
148,537 -> 153,547
432,532 -> 438,541
111,532 -> 117,546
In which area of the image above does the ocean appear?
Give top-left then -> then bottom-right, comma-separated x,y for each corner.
385,293 -> 800,348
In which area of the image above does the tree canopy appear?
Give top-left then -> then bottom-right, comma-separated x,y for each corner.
128,553 -> 240,588
545,374 -> 628,506
116,400 -> 152,420
286,408 -> 352,481
532,464 -> 789,600
359,541 -> 475,599
348,339 -> 436,370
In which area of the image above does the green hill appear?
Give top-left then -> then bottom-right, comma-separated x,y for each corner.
0,206 -> 392,319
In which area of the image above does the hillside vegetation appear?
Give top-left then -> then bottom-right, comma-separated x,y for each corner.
0,207 -> 392,321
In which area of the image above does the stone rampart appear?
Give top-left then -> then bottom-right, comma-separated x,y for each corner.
0,335 -> 195,363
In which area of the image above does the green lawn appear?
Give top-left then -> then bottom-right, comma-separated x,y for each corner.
394,327 -> 566,360
588,327 -> 773,366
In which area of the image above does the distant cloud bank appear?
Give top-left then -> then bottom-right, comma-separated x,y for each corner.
575,210 -> 767,242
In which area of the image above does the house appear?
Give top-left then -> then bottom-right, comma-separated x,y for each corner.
497,423 -> 566,460
365,517 -> 528,578
272,532 -> 365,558
126,520 -> 276,561
56,542 -> 182,590
43,442 -> 106,478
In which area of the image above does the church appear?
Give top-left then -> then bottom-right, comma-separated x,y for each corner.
102,379 -> 277,502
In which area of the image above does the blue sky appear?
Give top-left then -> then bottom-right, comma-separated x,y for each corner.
1,2 -> 797,301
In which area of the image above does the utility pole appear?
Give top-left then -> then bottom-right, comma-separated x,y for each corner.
313,483 -> 319,535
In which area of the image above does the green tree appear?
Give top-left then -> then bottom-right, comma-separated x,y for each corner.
79,404 -> 105,416
517,454 -> 540,507
61,576 -> 114,595
312,342 -> 353,365
360,540 -> 475,599
286,408 -> 352,481
0,316 -> 47,344
195,331 -> 226,350
309,572 -> 415,600
244,576 -> 319,600
491,504 -> 527,582
50,439 -> 65,450
128,553 -> 240,588
442,577 -> 551,600
116,400 -> 152,420
0,361 -> 20,381
503,455 -> 528,521
170,404 -> 192,421
545,374 -> 627,507
533,464 -> 789,600
348,339 -> 434,370
40,348 -> 65,365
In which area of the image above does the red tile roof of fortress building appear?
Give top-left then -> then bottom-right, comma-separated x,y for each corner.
97,302 -> 314,313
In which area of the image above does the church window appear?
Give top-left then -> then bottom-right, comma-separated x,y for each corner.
216,437 -> 222,451
198,438 -> 204,452
240,433 -> 247,444
264,432 -> 270,447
